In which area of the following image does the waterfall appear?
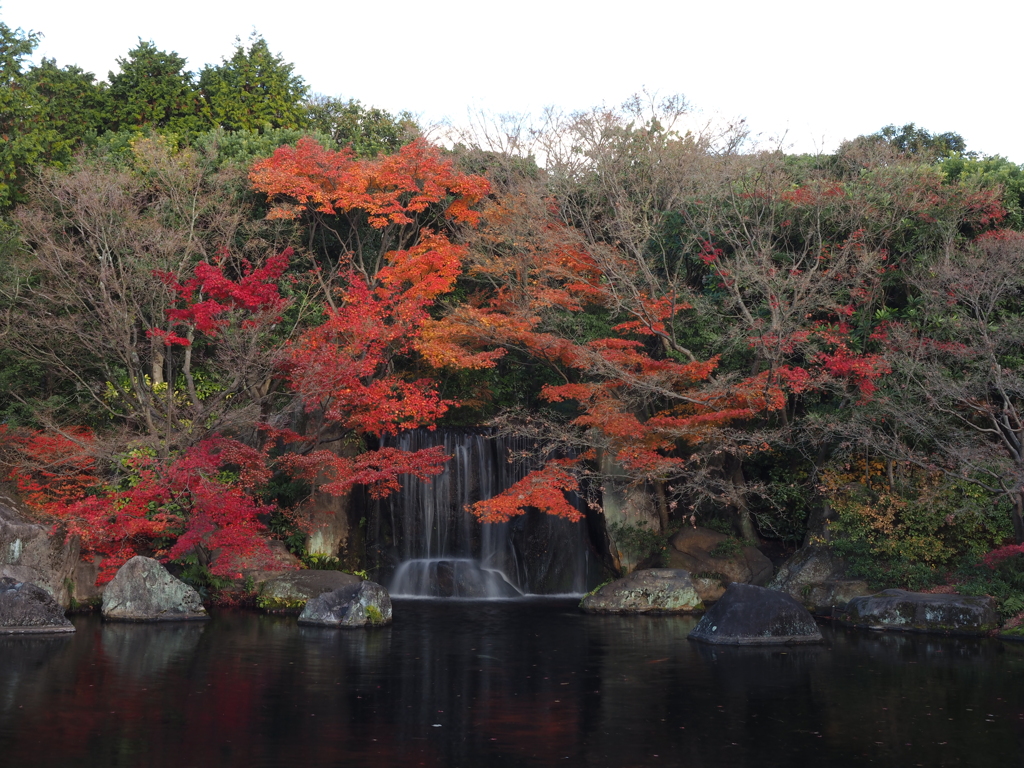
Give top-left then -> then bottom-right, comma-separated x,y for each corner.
377,430 -> 596,597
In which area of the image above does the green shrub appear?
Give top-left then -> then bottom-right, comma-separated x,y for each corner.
956,555 -> 1024,620
708,537 -> 743,559
608,521 -> 669,567
822,460 -> 1012,590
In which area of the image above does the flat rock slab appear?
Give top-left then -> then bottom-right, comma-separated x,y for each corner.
257,570 -> 362,611
102,556 -> 207,622
0,577 -> 75,634
581,569 -> 703,614
298,581 -> 393,628
688,583 -> 823,645
837,589 -> 998,636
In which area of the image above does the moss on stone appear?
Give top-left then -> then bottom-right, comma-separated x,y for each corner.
256,596 -> 307,612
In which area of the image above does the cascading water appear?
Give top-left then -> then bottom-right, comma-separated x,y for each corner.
378,430 -> 596,598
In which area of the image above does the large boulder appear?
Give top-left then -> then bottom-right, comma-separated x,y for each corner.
688,582 -> 823,645
768,546 -> 872,614
0,577 -> 75,634
580,568 -> 703,614
298,580 -> 393,628
0,501 -> 80,608
102,556 -> 207,621
255,569 -> 361,611
668,527 -> 773,588
836,589 -> 999,636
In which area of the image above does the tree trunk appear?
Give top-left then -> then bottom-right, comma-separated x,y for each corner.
1013,492 -> 1024,545
729,460 -> 758,544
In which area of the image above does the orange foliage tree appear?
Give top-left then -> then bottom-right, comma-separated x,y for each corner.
2,138 -> 496,578
443,128 -> 998,539
250,137 -> 497,502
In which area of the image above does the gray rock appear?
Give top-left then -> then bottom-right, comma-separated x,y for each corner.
768,546 -> 872,613
256,569 -> 361,611
0,501 -> 80,608
580,569 -> 704,614
298,581 -> 393,627
837,589 -> 998,636
102,556 -> 207,621
688,582 -> 823,645
73,556 -> 104,605
0,577 -> 75,634
668,527 -> 773,586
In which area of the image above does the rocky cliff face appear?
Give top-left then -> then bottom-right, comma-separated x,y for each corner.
0,500 -> 81,609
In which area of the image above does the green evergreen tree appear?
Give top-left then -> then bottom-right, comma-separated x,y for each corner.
0,20 -> 44,206
22,59 -> 111,154
302,94 -> 415,156
107,40 -> 209,135
198,35 -> 307,132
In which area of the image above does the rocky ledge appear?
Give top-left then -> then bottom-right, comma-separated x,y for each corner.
0,577 -> 75,634
836,589 -> 998,636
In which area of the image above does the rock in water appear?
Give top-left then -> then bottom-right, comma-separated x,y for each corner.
298,581 -> 393,628
102,557 -> 207,621
0,577 -> 75,634
837,590 -> 998,636
688,583 -> 823,645
255,570 -> 362,611
580,569 -> 703,614
0,501 -> 81,608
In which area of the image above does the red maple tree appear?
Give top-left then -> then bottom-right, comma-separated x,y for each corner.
251,137 -> 496,501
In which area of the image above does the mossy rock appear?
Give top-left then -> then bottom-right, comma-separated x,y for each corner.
255,570 -> 361,614
298,581 -> 393,628
580,569 -> 703,614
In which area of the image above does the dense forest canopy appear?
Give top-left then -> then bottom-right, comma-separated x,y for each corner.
1,16 -> 1023,609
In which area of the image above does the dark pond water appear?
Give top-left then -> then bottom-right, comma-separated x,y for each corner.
2,600 -> 1024,768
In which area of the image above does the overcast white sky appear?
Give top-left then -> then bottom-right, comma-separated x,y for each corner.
4,0 -> 1022,162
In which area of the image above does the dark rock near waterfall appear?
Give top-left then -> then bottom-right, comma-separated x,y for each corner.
580,569 -> 704,614
836,590 -> 998,636
298,580 -> 393,628
668,527 -> 773,587
255,569 -> 361,611
0,577 -> 75,634
688,583 -> 823,645
768,545 -> 871,614
0,501 -> 81,608
381,430 -> 596,597
390,558 -> 521,598
102,556 -> 207,621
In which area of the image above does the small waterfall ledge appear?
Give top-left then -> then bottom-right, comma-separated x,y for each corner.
376,430 -> 597,598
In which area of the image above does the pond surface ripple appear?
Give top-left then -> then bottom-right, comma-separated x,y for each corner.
2,599 -> 1023,767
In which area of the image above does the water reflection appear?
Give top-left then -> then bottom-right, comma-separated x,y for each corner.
1,603 -> 1023,767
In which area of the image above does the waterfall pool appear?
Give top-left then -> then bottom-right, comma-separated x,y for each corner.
2,599 -> 1022,767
